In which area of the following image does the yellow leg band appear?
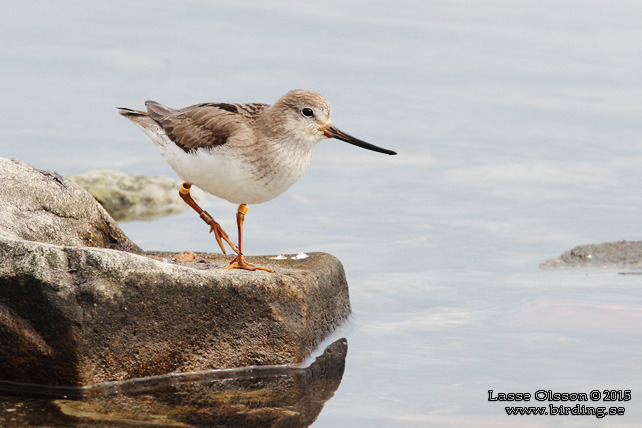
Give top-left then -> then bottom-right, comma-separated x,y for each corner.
238,204 -> 249,215
179,183 -> 191,195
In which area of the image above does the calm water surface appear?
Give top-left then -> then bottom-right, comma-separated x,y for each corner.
2,1 -> 642,426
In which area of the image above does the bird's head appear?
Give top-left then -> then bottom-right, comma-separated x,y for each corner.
269,89 -> 397,155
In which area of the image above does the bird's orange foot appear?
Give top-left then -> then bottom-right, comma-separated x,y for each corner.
202,214 -> 239,255
225,254 -> 273,272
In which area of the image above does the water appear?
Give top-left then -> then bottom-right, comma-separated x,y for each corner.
2,1 -> 642,426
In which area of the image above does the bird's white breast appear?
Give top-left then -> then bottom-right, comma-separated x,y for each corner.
138,122 -> 312,204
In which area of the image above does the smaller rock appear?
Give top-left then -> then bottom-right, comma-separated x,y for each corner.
67,169 -> 205,221
541,240 -> 642,269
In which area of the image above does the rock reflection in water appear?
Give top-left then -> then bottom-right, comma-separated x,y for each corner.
1,338 -> 347,427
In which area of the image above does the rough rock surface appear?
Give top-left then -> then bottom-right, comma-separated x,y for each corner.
68,169 -> 205,221
0,158 -> 141,253
0,158 -> 351,387
541,240 -> 642,269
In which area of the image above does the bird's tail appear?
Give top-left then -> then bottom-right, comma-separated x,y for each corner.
117,107 -> 157,129
117,107 -> 147,118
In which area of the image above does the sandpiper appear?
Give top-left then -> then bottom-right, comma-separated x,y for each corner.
118,89 -> 396,271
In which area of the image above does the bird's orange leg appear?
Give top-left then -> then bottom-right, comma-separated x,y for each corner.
179,183 -> 239,255
225,204 -> 273,272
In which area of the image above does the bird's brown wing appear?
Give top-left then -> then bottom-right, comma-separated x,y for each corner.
145,101 -> 268,153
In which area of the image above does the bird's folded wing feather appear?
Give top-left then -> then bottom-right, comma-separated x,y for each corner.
145,102 -> 266,152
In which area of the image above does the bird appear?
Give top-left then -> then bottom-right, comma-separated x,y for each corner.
117,89 -> 397,272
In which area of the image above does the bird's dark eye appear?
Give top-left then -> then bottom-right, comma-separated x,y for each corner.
301,108 -> 314,117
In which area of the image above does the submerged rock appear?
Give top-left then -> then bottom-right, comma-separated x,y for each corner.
68,169 -> 205,222
541,240 -> 642,269
0,158 -> 351,387
1,338 -> 347,428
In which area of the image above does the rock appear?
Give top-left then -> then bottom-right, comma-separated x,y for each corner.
0,158 -> 350,387
0,234 -> 350,386
67,169 -> 205,222
0,158 -> 141,253
541,240 -> 642,269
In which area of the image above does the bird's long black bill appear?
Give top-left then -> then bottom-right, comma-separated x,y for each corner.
324,125 -> 397,155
